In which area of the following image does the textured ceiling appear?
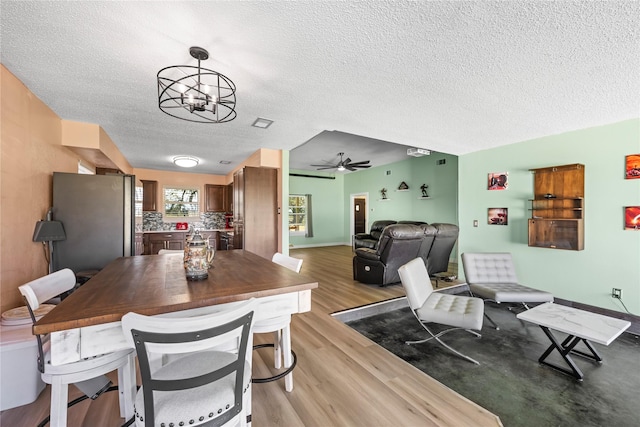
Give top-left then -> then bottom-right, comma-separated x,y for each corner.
1,1 -> 638,174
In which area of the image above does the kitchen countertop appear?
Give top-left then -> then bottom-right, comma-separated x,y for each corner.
141,229 -> 234,233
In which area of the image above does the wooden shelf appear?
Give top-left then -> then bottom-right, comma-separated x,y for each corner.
418,197 -> 431,200
528,164 -> 584,250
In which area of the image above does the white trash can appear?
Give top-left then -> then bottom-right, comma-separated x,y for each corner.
0,306 -> 49,411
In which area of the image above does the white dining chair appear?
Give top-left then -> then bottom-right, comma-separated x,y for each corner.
121,298 -> 257,427
251,253 -> 303,392
19,269 -> 135,427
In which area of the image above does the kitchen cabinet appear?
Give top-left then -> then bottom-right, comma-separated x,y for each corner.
528,163 -> 584,251
204,184 -> 229,212
226,183 -> 233,213
143,232 -> 186,255
141,180 -> 158,211
233,167 -> 278,259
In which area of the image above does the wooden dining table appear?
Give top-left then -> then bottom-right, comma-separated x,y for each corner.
35,250 -> 318,366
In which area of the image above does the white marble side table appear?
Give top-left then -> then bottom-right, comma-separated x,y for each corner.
517,302 -> 631,381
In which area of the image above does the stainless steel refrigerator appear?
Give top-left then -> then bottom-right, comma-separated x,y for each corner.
52,172 -> 135,274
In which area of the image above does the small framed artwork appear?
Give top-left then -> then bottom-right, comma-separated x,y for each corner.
488,172 -> 508,190
624,206 -> 640,230
488,208 -> 508,225
625,154 -> 640,179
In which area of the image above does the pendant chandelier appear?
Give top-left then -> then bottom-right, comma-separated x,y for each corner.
157,46 -> 236,123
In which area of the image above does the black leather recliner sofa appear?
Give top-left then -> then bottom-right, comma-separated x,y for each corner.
353,224 -> 424,286
353,220 -> 397,250
425,223 -> 459,276
353,222 -> 459,286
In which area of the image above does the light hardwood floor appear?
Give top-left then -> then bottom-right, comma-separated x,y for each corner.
1,246 -> 502,427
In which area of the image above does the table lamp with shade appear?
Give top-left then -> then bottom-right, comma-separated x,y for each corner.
32,208 -> 66,273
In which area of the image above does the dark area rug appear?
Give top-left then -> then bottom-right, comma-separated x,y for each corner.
346,302 -> 640,427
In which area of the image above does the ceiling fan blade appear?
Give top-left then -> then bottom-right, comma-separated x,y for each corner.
311,164 -> 334,167
346,165 -> 356,171
342,157 -> 352,165
348,160 -> 371,166
353,164 -> 371,168
315,166 -> 337,170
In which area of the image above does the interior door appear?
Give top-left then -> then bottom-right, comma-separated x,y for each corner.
354,198 -> 366,234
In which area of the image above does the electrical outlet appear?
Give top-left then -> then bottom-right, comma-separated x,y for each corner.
612,288 -> 622,299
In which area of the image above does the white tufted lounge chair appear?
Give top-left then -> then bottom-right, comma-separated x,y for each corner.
461,252 -> 554,330
398,258 -> 484,364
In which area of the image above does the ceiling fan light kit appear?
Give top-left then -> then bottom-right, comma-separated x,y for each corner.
311,152 -> 372,172
407,148 -> 431,157
157,46 -> 237,123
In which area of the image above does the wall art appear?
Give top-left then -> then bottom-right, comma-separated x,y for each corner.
488,172 -> 508,190
624,206 -> 640,230
488,208 -> 508,225
625,154 -> 640,179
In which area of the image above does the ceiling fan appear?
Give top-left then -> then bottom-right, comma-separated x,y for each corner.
311,152 -> 371,172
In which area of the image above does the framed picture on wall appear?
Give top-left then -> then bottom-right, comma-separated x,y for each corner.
624,206 -> 640,230
488,172 -> 508,190
625,154 -> 640,179
488,208 -> 508,225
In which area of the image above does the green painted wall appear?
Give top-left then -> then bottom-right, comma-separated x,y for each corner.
289,154 -> 459,248
289,170 -> 345,247
342,153 -> 459,237
458,119 -> 640,314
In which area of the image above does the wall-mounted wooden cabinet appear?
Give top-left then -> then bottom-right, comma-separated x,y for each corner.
204,184 -> 231,212
528,163 -> 584,250
204,184 -> 233,212
141,180 -> 158,212
226,183 -> 233,213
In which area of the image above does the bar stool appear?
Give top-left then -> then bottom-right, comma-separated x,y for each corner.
251,253 -> 302,392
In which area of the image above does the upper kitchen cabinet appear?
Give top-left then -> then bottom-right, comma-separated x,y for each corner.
141,180 -> 158,211
226,183 -> 233,213
204,184 -> 228,212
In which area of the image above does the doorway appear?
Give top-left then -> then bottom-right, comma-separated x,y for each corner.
354,198 -> 366,234
350,193 -> 368,245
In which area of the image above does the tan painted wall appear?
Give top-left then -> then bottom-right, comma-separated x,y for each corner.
1,66 -> 78,313
61,120 -> 133,173
1,65 -> 283,313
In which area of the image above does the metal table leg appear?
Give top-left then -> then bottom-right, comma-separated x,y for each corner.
537,326 -> 588,381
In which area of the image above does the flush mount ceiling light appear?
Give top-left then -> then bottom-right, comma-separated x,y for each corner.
173,156 -> 199,168
252,117 -> 274,129
158,46 -> 236,123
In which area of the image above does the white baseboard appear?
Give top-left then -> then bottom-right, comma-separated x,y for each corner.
289,242 -> 351,249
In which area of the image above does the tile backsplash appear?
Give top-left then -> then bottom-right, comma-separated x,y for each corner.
142,212 -> 226,231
